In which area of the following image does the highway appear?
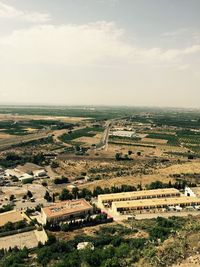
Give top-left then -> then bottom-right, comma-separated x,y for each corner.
95,120 -> 113,150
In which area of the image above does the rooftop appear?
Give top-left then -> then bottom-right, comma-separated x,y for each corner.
0,210 -> 24,227
42,199 -> 92,218
98,188 -> 180,201
112,196 -> 200,209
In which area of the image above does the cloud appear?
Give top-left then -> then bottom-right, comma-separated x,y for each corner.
0,21 -> 199,67
0,1 -> 51,23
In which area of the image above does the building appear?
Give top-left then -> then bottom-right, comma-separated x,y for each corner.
0,210 -> 26,227
111,196 -> 200,215
33,169 -> 46,178
110,130 -> 136,138
185,187 -> 200,197
17,163 -> 45,175
41,199 -> 93,224
5,169 -> 33,182
98,188 -> 181,208
17,163 -> 47,178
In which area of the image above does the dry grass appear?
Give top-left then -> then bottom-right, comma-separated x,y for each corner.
0,114 -> 88,123
78,173 -> 174,191
160,161 -> 200,175
142,137 -> 168,144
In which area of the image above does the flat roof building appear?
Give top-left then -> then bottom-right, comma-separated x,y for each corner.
41,199 -> 93,224
111,196 -> 200,215
98,188 -> 181,207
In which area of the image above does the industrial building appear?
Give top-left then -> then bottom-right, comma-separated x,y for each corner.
98,188 -> 181,208
111,196 -> 200,215
41,199 -> 93,224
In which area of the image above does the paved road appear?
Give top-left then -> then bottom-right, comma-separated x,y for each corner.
93,120 -> 113,151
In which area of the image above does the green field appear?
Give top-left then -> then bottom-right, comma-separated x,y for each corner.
0,120 -> 73,136
59,127 -> 104,143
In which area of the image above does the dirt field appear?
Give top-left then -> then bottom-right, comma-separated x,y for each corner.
160,161 -> 200,175
0,114 -> 89,123
53,222 -> 117,241
0,133 -> 16,139
78,173 -> 174,191
0,229 -> 48,249
172,256 -> 200,267
142,137 -> 168,144
74,133 -> 102,145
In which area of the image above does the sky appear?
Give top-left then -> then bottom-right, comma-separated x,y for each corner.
0,0 -> 200,107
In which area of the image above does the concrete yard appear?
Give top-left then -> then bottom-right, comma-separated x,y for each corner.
0,229 -> 48,250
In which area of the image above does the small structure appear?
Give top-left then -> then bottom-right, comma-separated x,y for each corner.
33,169 -> 46,178
41,199 -> 93,225
77,242 -> 94,250
185,187 -> 200,197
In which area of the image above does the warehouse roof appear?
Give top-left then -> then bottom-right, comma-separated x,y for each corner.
112,196 -> 200,209
98,188 -> 180,202
42,199 -> 92,219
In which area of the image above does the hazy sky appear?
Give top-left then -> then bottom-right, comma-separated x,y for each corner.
0,0 -> 200,107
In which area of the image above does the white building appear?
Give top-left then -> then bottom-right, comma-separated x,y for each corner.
5,169 -> 33,181
185,187 -> 200,197
33,169 -> 46,178
110,130 -> 136,138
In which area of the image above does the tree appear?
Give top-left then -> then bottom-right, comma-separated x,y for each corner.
27,190 -> 33,198
72,187 -> 79,199
115,153 -> 122,161
44,191 -> 52,202
59,189 -> 72,201
51,161 -> 59,168
9,194 -> 15,201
